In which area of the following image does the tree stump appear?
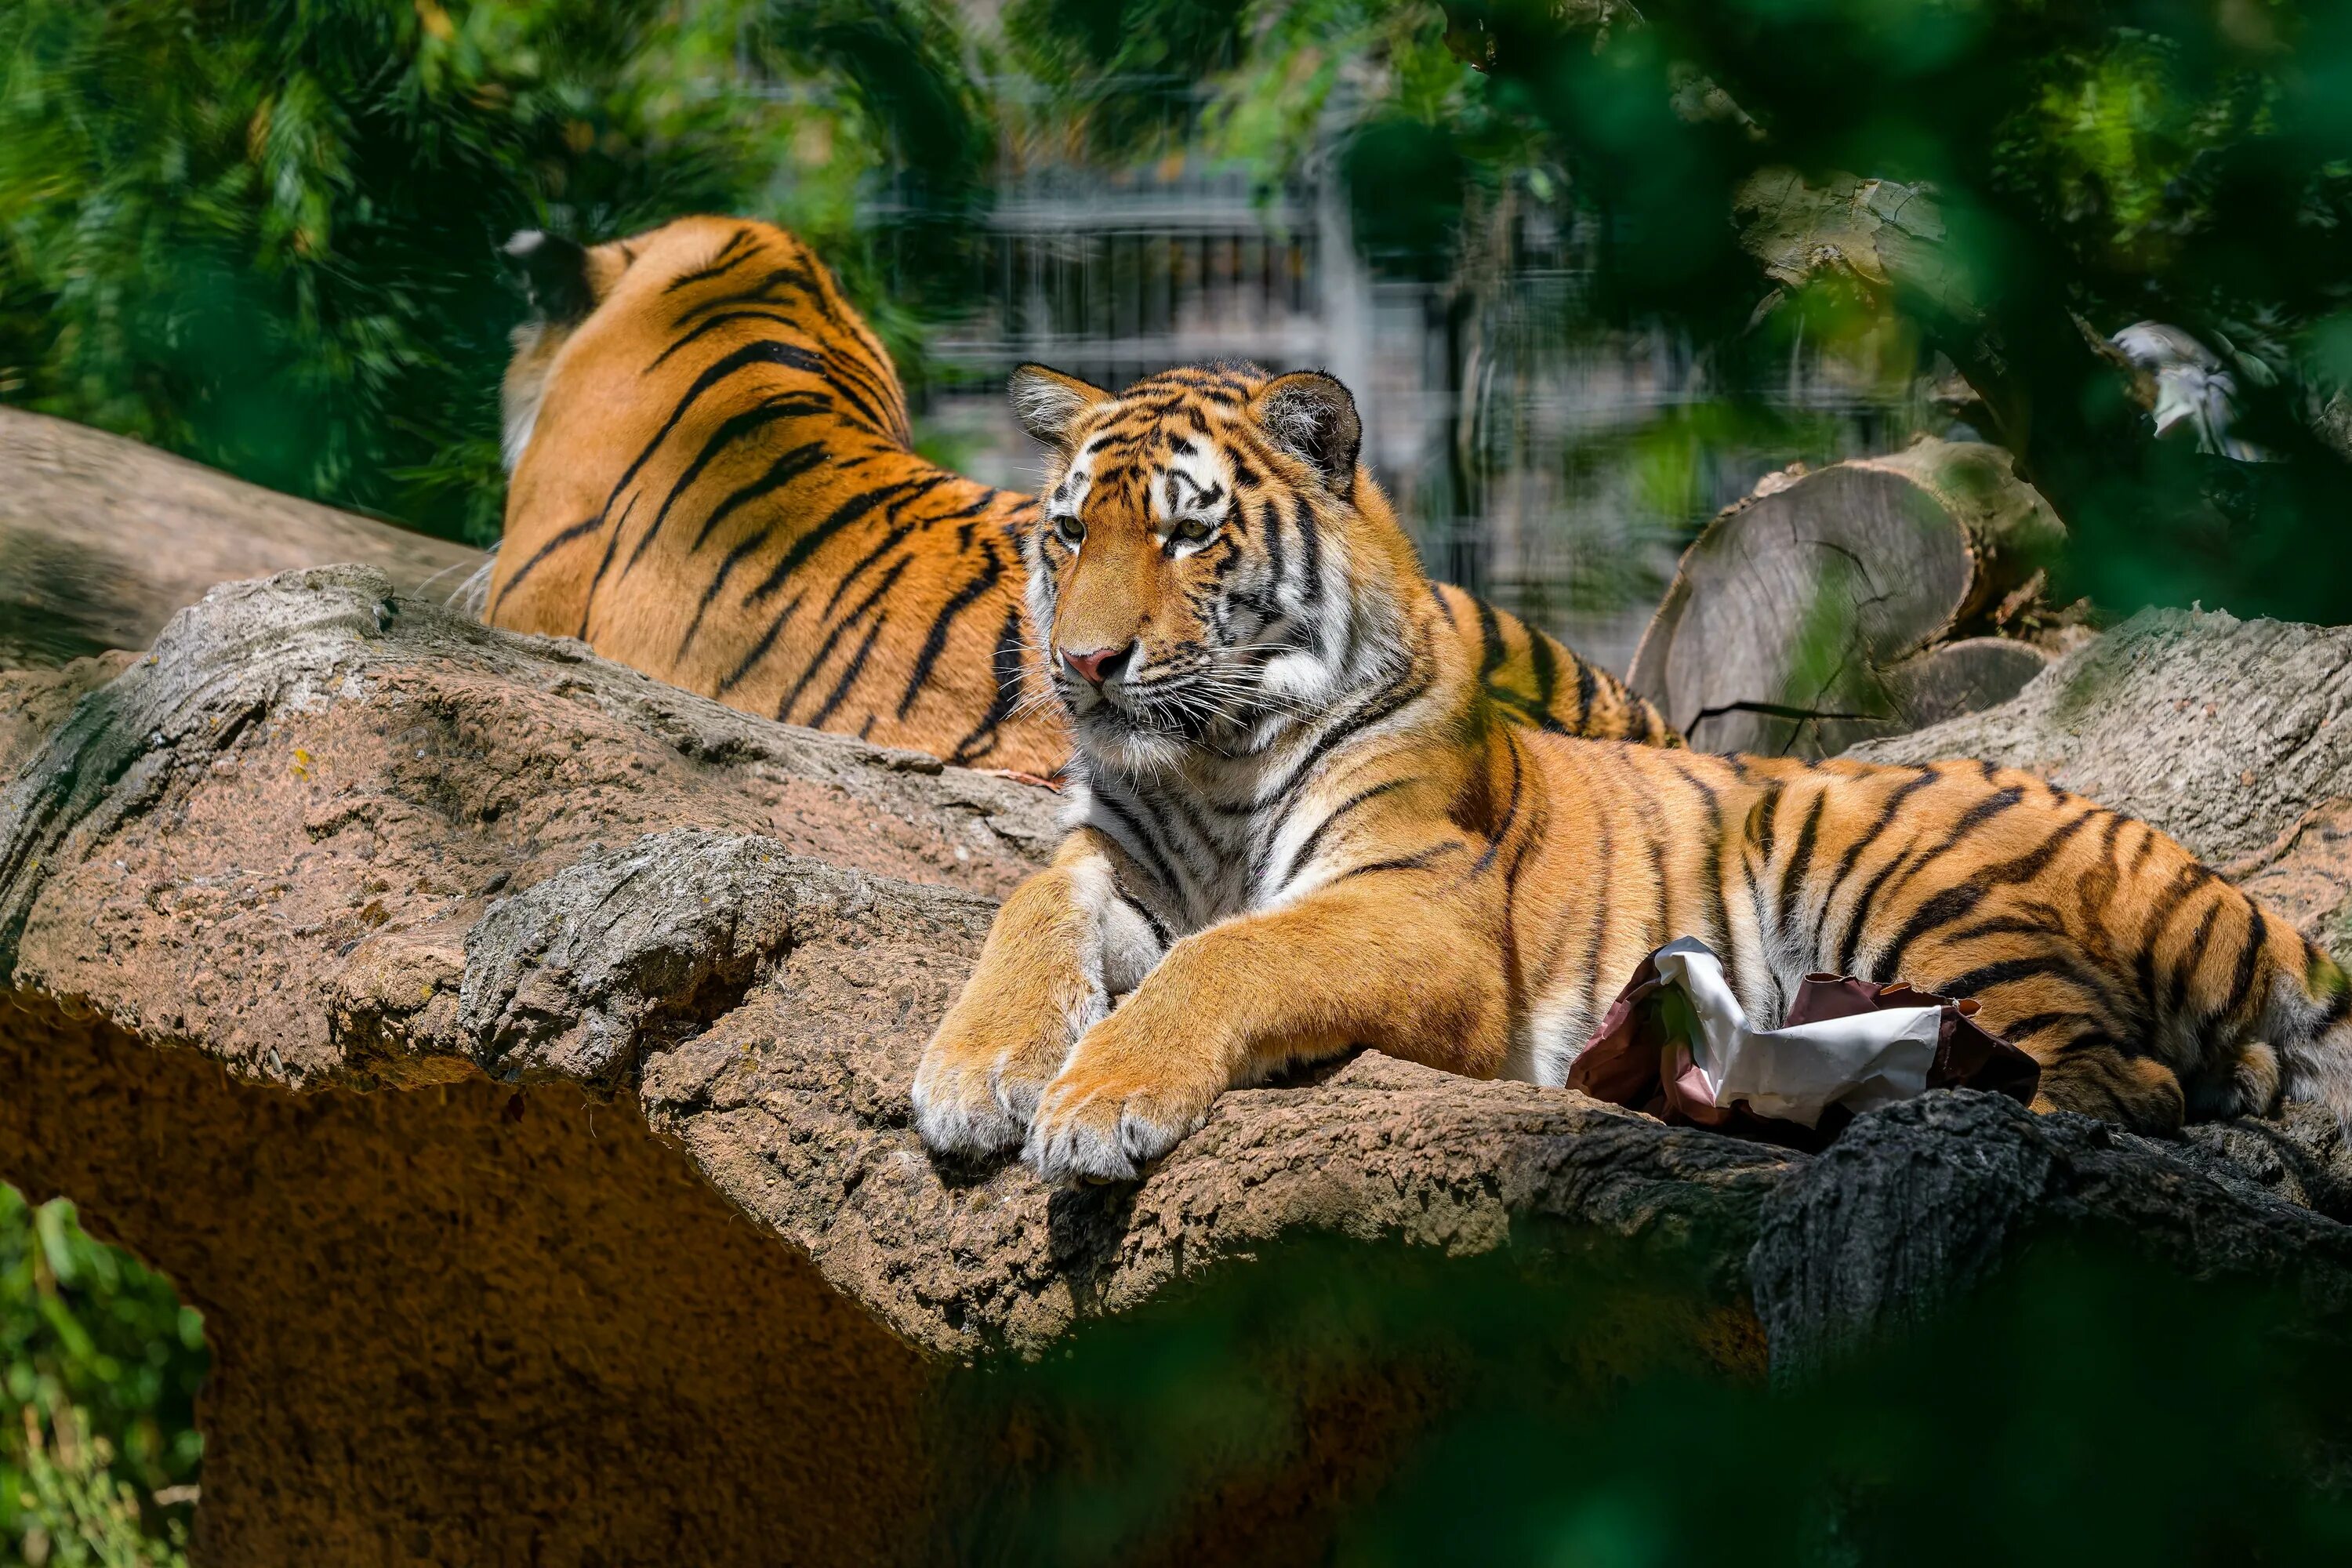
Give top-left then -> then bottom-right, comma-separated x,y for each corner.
1628,437 -> 2068,755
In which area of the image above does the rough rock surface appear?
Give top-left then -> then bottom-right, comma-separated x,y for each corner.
8,571 -> 2352,1563
1853,608 -> 2352,946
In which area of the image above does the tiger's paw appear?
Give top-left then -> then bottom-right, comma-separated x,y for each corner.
1022,1031 -> 1224,1184
911,1011 -> 1073,1158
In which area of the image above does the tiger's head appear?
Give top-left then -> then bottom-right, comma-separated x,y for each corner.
496,216 -> 900,474
1009,361 -> 1425,772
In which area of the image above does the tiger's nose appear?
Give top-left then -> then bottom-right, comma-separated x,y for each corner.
1060,643 -> 1134,688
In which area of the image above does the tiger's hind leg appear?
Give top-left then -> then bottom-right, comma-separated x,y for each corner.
2031,1046 -> 2187,1133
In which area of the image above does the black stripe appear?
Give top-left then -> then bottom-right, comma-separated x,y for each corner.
690,440 -> 833,557
662,228 -> 756,293
1270,661 -> 1433,804
1474,731 -> 1526,876
711,590 -> 802,690
2000,1009 -> 2100,1044
1776,790 -> 1828,949
1661,758 -> 1730,957
628,400 -> 827,572
1291,495 -> 1323,604
1575,777 -> 1618,1026
2168,898 -> 2223,1015
898,550 -> 1004,719
1875,810 -> 2094,979
1338,841 -> 1466,882
648,309 -> 819,373
575,491 -> 637,636
671,261 -> 833,327
1530,629 -> 1560,714
772,557 -> 911,722
804,609 -> 892,730
1818,768 -> 1943,971
1473,596 -> 1508,685
947,608 -> 1028,765
1091,784 -> 1187,897
2215,902 -> 2271,1026
742,478 -> 927,607
1280,778 -> 1412,887
822,521 -> 920,619
1111,884 -> 1172,949
492,514 -> 601,610
1936,953 -> 2110,1004
630,339 -> 829,502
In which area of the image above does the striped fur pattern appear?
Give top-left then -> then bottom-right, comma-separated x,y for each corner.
912,362 -> 2352,1181
488,218 -> 1671,779
490,216 -> 1054,774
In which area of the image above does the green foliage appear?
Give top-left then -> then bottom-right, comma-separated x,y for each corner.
0,0 -> 984,544
951,1228 -> 2352,1564
2,1189 -> 206,1566
1002,0 -> 1252,157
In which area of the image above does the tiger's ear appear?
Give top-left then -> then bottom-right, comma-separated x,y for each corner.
503,230 -> 593,323
1009,364 -> 1111,456
1254,372 -> 1363,495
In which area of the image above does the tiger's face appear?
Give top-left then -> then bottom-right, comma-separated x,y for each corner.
1010,362 -> 1413,772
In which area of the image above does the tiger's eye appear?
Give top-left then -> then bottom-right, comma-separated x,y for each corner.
1171,517 -> 1215,546
1054,514 -> 1085,546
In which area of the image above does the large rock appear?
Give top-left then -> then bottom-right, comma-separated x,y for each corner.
1852,607 -> 2352,947
6,571 -> 2352,1563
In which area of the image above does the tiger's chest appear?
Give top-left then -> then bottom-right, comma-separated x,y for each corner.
1076,770 -> 1281,936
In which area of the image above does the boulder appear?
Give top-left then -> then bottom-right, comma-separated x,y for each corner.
7,571 -> 2352,1563
1851,607 -> 2352,947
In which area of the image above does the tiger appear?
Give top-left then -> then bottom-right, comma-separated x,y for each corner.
909,361 -> 2352,1182
487,216 -> 1674,780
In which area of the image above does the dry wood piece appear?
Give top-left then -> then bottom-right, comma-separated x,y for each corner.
0,407 -> 485,666
1628,437 -> 2067,755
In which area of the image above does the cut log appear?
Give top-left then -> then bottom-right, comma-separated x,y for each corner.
1628,437 -> 2064,755
0,407 -> 485,666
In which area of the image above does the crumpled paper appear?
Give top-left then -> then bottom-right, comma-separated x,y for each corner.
1563,937 -> 2040,1149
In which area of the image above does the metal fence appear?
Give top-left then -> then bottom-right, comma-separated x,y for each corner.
887,141 -> 1926,675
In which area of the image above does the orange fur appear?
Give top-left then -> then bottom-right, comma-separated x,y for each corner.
490,219 -> 1673,779
915,362 -> 2352,1181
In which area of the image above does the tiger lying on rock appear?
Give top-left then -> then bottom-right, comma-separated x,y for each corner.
488,216 -> 1672,779
911,361 -> 2352,1182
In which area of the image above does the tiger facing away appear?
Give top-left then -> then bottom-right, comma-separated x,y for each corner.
910,361 -> 2352,1182
488,216 -> 1673,779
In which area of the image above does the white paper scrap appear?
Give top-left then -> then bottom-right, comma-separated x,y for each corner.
1651,937 -> 1940,1128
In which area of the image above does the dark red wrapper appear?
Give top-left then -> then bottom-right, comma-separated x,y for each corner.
1562,952 -> 2041,1151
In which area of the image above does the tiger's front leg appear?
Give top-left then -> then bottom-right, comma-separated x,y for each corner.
1023,880 -> 1509,1182
912,832 -> 1160,1156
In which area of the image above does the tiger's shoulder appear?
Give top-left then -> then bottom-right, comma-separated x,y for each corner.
1425,583 -> 1679,746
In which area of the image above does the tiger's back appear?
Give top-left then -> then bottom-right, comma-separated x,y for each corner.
490,223 -> 1677,777
492,217 -> 1058,773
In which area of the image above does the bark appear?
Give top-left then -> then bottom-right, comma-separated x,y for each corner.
7,569 -> 2352,1560
1628,437 -> 2064,754
0,408 -> 485,667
